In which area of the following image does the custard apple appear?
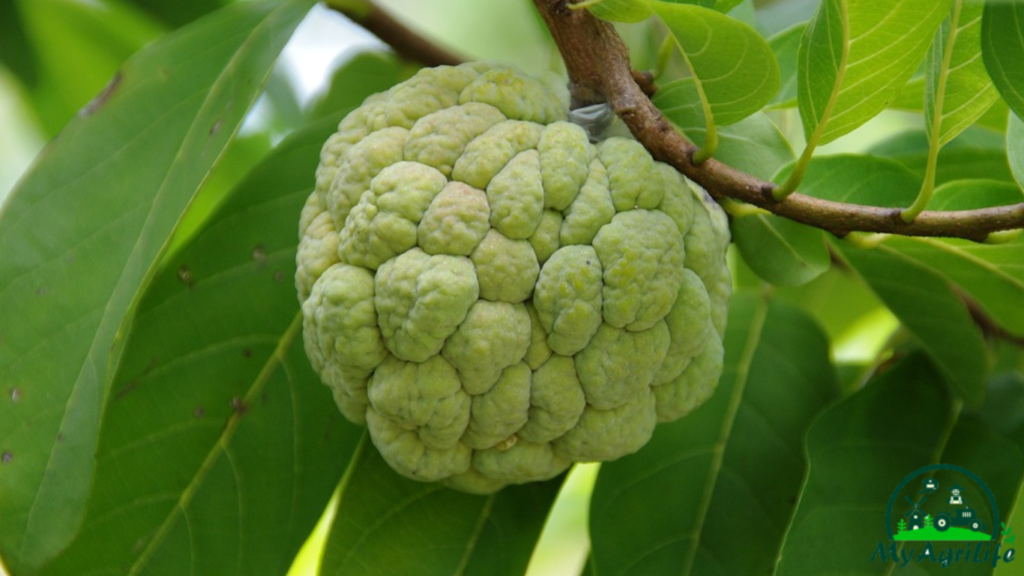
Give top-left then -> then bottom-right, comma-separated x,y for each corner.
297,62 -> 731,494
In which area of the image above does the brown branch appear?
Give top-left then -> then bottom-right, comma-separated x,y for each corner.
533,0 -> 1024,242
330,0 -> 1024,242
326,0 -> 463,68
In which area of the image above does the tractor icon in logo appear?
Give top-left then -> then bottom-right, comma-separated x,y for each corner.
886,464 -> 1000,542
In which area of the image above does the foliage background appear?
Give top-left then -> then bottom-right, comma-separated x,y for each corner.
1,0 -> 1023,575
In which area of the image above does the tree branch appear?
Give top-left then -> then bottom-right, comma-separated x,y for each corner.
330,0 -> 1024,242
533,0 -> 1024,242
326,0 -> 463,68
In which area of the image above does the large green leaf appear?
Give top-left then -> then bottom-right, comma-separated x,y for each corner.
880,181 -> 1024,338
0,1 -> 315,571
320,437 -> 563,576
589,294 -> 839,576
775,353 -> 957,574
124,0 -> 233,28
798,0 -> 952,146
834,241 -> 989,405
653,79 -> 794,180
982,0 -> 1024,119
925,0 -> 999,147
776,153 -> 922,207
869,128 -> 1016,185
731,214 -> 830,286
650,1 -> 780,128
38,114 -> 358,576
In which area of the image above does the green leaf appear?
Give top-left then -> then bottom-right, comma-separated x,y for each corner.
650,1 -> 781,128
798,0 -> 953,146
774,353 -> 957,574
1010,112 -> 1024,188
17,0 -> 164,135
870,128 -> 1016,185
653,78 -> 794,180
589,294 -> 839,576
732,215 -> 830,286
880,180 -> 1024,337
0,1 -> 37,87
124,0 -> 232,28
834,241 -> 989,405
768,22 -> 806,107
925,0 -> 999,147
775,153 -> 922,207
982,0 -> 1024,119
38,114 -> 357,576
320,437 -> 563,576
584,0 -> 653,23
0,1 -> 315,571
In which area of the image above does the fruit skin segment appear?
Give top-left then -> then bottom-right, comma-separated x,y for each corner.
297,62 -> 731,494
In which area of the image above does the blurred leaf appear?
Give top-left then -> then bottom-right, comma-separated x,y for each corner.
651,1 -> 781,127
798,0 -> 952,145
18,0 -> 164,135
124,0 -> 233,28
768,22 -> 805,107
589,294 -> 839,576
925,0 -> 999,147
981,1 -> 1024,119
732,214 -> 830,286
834,241 -> 989,405
868,128 -> 1016,185
775,153 -> 921,207
773,265 -> 888,345
0,1 -> 316,571
1010,113 -> 1024,188
775,353 -> 956,574
0,1 -> 37,87
891,76 -> 926,111
308,51 -> 411,121
654,79 -> 794,180
39,113 -> 356,576
320,438 -> 564,576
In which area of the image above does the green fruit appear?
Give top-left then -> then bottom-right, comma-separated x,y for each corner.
297,62 -> 731,494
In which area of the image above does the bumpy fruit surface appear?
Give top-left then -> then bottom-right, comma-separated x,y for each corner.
297,62 -> 731,494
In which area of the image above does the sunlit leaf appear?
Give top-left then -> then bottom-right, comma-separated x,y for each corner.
651,1 -> 780,127
590,294 -> 839,576
926,0 -> 999,147
0,1 -> 315,571
732,215 -> 830,286
38,113 -> 356,576
774,354 -> 956,574
982,0 -> 1024,119
320,438 -> 563,576
834,241 -> 988,405
798,0 -> 952,145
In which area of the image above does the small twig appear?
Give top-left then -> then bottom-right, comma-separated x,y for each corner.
326,0 -> 463,67
532,0 -> 1024,242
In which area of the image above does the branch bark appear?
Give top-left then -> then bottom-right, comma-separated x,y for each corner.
533,0 -> 1024,242
331,0 -> 1024,242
